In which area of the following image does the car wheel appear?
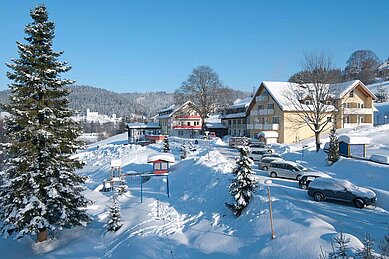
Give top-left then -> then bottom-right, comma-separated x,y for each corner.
296,174 -> 302,180
270,172 -> 277,178
301,184 -> 308,190
313,192 -> 325,202
268,150 -> 273,154
353,198 -> 365,209
263,166 -> 268,171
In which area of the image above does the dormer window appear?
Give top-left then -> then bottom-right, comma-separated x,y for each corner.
349,90 -> 354,97
305,100 -> 313,105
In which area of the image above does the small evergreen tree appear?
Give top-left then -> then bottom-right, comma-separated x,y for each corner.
327,126 -> 340,165
0,5 -> 91,242
225,146 -> 257,217
162,137 -> 170,153
379,232 -> 389,257
356,233 -> 377,259
107,196 -> 123,232
328,232 -> 351,259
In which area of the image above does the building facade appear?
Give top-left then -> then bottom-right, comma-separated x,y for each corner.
220,97 -> 251,137
236,80 -> 376,144
157,101 -> 202,138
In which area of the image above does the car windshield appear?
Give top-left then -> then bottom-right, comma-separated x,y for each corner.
343,180 -> 358,190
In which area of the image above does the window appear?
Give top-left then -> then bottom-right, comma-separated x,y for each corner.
242,118 -> 247,124
305,100 -> 312,105
258,104 -> 264,110
267,103 -> 274,109
343,116 -> 350,124
358,103 -> 364,108
237,119 -> 241,125
228,120 -> 232,125
161,163 -> 168,170
327,117 -> 332,122
326,101 -> 332,105
187,122 -> 191,126
349,90 -> 354,97
343,103 -> 351,108
272,116 -> 280,124
178,130 -> 183,136
233,120 -> 236,125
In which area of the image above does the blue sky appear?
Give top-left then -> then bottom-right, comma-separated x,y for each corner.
0,1 -> 388,93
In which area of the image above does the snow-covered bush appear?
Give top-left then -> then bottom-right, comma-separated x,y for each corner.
225,146 -> 257,217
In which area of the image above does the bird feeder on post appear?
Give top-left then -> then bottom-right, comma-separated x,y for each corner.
147,153 -> 175,175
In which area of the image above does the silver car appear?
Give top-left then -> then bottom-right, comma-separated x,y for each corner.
259,157 -> 284,171
268,160 -> 310,180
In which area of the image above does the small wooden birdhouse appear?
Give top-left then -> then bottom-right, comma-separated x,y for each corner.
147,153 -> 175,175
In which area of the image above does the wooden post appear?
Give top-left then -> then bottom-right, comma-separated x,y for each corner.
140,175 -> 143,203
166,175 -> 170,198
268,187 -> 275,239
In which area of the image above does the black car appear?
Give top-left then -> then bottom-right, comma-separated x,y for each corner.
307,178 -> 377,208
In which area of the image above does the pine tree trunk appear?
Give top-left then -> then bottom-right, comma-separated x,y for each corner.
37,228 -> 48,242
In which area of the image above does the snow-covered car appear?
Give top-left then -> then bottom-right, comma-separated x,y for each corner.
249,142 -> 274,154
249,149 -> 270,161
259,153 -> 283,161
298,171 -> 332,189
307,178 -> 377,208
259,156 -> 284,171
268,160 -> 310,180
229,137 -> 249,148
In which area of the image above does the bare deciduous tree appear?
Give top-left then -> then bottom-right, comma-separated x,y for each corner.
284,52 -> 342,152
174,65 -> 231,132
344,50 -> 381,85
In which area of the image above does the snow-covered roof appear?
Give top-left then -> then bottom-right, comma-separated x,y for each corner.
110,159 -> 122,167
220,112 -> 247,119
159,104 -> 176,113
205,122 -> 227,129
256,80 -> 376,112
338,135 -> 370,144
232,97 -> 252,108
126,123 -> 161,129
147,153 -> 175,163
257,131 -> 279,138
261,81 -> 335,112
367,80 -> 389,93
157,101 -> 197,119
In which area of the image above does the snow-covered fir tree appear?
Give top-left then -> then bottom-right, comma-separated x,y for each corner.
356,233 -> 377,259
162,137 -> 170,153
107,196 -> 123,232
327,126 -> 340,165
328,232 -> 351,259
226,146 -> 257,217
0,5 -> 92,242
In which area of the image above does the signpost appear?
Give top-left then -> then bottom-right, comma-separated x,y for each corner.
264,179 -> 275,239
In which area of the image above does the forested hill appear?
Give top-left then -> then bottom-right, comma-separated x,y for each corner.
0,85 -> 250,118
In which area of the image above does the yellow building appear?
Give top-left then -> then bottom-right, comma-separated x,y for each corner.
245,80 -> 377,144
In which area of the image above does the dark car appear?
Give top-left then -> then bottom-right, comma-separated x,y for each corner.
307,178 -> 377,208
298,171 -> 332,189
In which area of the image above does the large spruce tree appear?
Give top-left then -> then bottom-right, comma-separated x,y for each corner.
0,5 -> 91,242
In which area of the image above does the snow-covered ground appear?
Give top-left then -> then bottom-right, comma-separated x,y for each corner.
0,126 -> 388,258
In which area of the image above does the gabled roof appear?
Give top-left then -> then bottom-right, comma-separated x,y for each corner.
157,101 -> 197,119
248,80 -> 376,113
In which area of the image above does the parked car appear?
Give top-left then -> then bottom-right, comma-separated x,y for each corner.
307,178 -> 377,208
249,142 -> 274,154
268,160 -> 310,180
260,153 -> 283,161
249,149 -> 270,161
298,171 -> 332,189
229,137 -> 249,148
259,156 -> 284,170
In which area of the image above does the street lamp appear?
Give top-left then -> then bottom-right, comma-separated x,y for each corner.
264,179 -> 275,239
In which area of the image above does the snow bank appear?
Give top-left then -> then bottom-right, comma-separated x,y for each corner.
338,135 -> 370,144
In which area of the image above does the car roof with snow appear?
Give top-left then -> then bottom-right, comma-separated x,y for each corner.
309,177 -> 355,189
269,160 -> 301,166
300,171 -> 332,178
261,157 -> 283,162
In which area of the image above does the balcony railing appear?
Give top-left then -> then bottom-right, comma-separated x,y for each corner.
258,109 -> 275,115
343,108 -> 373,115
256,95 -> 269,102
264,123 -> 279,130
